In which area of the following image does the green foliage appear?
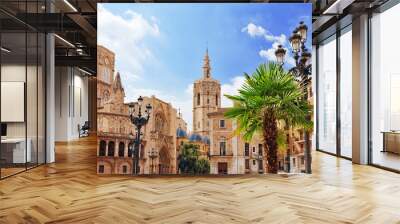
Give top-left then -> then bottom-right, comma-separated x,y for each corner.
195,159 -> 210,174
224,62 -> 313,173
276,130 -> 287,153
224,62 -> 313,142
178,143 -> 210,175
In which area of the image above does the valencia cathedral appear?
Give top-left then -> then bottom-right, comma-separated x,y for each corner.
96,45 -> 305,175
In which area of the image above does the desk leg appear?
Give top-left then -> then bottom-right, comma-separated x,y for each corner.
382,133 -> 386,153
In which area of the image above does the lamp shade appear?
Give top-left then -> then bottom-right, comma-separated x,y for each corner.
298,21 -> 308,42
289,31 -> 301,53
128,102 -> 135,115
145,103 -> 152,114
274,45 -> 286,65
138,96 -> 143,106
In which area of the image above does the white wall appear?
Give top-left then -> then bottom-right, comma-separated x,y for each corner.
1,65 -> 26,136
54,67 -> 89,141
312,45 -> 316,151
1,63 -> 46,164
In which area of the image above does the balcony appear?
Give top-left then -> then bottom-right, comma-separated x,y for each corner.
210,153 -> 233,157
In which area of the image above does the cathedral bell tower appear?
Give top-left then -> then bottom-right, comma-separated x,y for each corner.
193,49 -> 221,137
203,49 -> 211,79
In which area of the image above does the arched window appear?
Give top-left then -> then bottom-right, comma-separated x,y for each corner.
128,143 -> 133,157
197,93 -> 200,105
119,142 -> 125,157
99,140 -> 106,156
216,94 -> 218,106
103,90 -> 110,102
108,141 -> 115,156
155,113 -> 168,134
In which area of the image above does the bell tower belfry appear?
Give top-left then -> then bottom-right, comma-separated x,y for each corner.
193,49 -> 221,137
203,49 -> 211,79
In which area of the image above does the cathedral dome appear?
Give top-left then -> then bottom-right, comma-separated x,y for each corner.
176,127 -> 187,138
202,136 -> 210,145
188,133 -> 203,142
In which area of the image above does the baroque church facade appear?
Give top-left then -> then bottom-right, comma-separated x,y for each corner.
96,45 -> 185,175
97,45 -> 135,175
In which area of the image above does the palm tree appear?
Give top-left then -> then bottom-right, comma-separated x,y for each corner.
225,62 -> 312,174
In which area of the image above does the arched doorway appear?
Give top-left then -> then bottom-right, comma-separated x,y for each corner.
108,141 -> 115,157
158,147 -> 171,174
99,140 -> 106,156
118,142 -> 125,157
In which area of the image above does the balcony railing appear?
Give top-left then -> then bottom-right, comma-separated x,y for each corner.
209,153 -> 233,157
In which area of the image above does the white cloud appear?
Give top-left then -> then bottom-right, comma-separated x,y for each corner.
242,22 -> 296,66
241,23 -> 266,37
98,4 -> 160,82
242,23 -> 287,45
221,76 -> 246,107
98,5 -> 196,131
185,83 -> 194,95
265,33 -> 286,45
259,42 -> 296,67
259,48 -> 275,62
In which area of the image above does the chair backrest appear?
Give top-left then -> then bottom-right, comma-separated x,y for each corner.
82,121 -> 90,129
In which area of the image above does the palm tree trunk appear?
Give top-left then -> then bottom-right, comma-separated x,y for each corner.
263,110 -> 278,174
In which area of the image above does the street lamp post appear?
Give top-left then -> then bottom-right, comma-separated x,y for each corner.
275,45 -> 286,66
148,148 -> 158,174
128,96 -> 152,175
275,21 -> 312,174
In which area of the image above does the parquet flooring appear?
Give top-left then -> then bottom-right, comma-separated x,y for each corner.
1,136 -> 400,223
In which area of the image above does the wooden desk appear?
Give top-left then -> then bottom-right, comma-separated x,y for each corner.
382,131 -> 400,154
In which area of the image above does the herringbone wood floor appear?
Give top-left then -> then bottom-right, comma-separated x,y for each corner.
1,136 -> 400,224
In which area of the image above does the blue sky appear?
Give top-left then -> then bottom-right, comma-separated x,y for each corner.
98,3 -> 312,130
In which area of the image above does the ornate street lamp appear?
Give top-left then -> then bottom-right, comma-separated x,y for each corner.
128,96 -> 152,175
274,21 -> 312,174
297,21 -> 308,43
274,45 -> 286,66
289,30 -> 302,54
148,148 -> 158,175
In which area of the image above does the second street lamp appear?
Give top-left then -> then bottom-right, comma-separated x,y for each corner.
128,96 -> 152,175
148,148 -> 159,174
274,45 -> 286,66
289,30 -> 301,54
297,21 -> 308,43
275,21 -> 312,174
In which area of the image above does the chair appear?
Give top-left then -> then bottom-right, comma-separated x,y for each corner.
79,121 -> 90,138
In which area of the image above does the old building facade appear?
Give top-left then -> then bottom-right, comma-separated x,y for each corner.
208,108 -> 244,174
97,45 -> 135,175
191,50 -> 266,174
97,46 -> 181,175
207,108 -> 267,174
136,96 -> 178,175
96,46 -> 307,175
